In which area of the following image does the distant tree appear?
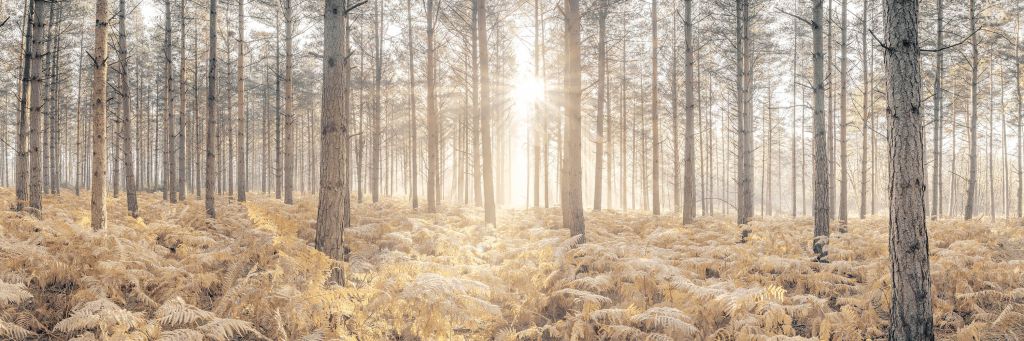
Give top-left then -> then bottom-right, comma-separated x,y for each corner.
479,0 -> 496,226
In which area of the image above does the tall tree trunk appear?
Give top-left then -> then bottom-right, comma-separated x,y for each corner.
406,0 -> 417,208
426,0 -> 439,212
884,0 -> 934,336
812,0 -> 830,261
838,0 -> 848,227
931,0 -> 942,219
650,0 -> 660,216
371,0 -> 382,203
735,0 -> 753,225
179,0 -> 188,200
283,0 -> 294,204
594,0 -> 607,212
205,0 -> 218,217
562,0 -> 585,242
965,0 -> 978,220
28,0 -> 47,214
164,0 -> 177,203
478,0 -> 497,225
316,0 -> 350,286
16,0 -> 33,211
682,0 -> 696,223
91,0 -> 110,230
118,0 -> 138,217
236,0 -> 246,202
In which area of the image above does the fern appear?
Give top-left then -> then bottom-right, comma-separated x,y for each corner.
154,297 -> 215,328
0,318 -> 34,340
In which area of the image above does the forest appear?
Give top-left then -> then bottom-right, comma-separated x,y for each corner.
0,0 -> 1022,339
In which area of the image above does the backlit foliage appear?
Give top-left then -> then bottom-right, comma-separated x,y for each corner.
0,188 -> 1021,339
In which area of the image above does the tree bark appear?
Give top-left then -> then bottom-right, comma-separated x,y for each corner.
16,0 -> 33,211
931,0 -> 942,219
164,0 -> 177,203
965,0 -> 978,220
236,0 -> 246,202
838,0 -> 848,227
562,0 -> 585,242
28,0 -> 47,215
317,0 -> 350,286
283,0 -> 294,204
91,0 -> 110,230
812,0 -> 830,261
478,0 -> 497,225
118,0 -> 138,217
205,0 -> 218,217
650,0 -> 661,216
883,0 -> 935,336
682,0 -> 696,223
594,0 -> 607,212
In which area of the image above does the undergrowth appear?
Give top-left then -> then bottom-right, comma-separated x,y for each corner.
0,189 -> 1021,340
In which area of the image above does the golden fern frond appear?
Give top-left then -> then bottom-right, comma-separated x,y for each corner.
553,288 -> 613,306
630,307 -> 698,338
0,280 -> 32,306
598,324 -> 644,340
0,318 -> 34,340
53,298 -> 143,334
154,297 -> 215,328
197,318 -> 266,341
156,329 -> 204,341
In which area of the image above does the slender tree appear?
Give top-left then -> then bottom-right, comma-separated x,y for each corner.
682,0 -> 696,223
812,0 -> 830,261
650,0 -> 661,215
964,0 -> 979,219
205,0 -> 218,217
236,0 -> 246,202
118,0 -> 138,217
478,0 -> 497,225
91,0 -> 110,230
562,0 -> 585,242
28,0 -> 47,214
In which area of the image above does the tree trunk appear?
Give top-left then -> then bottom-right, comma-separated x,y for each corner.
118,0 -> 138,217
838,0 -> 848,227
650,0 -> 660,216
91,0 -> 110,230
28,0 -> 47,215
812,0 -> 830,261
594,0 -> 607,212
16,0 -> 33,211
406,0 -> 417,208
562,0 -> 585,242
965,0 -> 978,220
370,0 -> 382,203
236,0 -> 246,202
735,0 -> 753,225
317,0 -> 350,286
478,0 -> 497,225
931,0 -> 942,219
164,0 -> 177,203
682,0 -> 696,223
883,0 -> 934,336
283,0 -> 294,204
205,0 -> 218,217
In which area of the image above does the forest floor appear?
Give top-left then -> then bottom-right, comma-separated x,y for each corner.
0,189 -> 1022,340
